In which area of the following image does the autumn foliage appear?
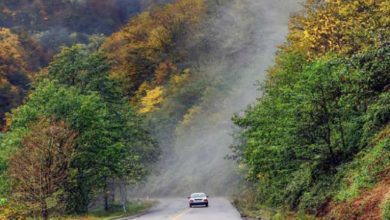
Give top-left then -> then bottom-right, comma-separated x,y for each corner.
1,0 -> 388,219
286,0 -> 390,58
0,28 -> 31,129
0,0 -> 210,218
9,118 -> 77,220
103,0 -> 205,111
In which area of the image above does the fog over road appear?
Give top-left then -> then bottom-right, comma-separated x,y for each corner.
128,198 -> 242,220
128,0 -> 302,198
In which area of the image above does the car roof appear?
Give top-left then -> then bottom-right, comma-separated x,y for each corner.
191,192 -> 206,196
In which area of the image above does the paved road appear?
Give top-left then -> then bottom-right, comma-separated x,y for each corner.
129,198 -> 242,220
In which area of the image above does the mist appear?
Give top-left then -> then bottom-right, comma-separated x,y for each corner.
129,0 -> 302,198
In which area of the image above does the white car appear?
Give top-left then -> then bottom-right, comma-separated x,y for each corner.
188,192 -> 209,208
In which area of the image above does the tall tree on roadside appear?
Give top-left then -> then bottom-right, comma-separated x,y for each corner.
8,118 -> 77,220
2,43 -> 159,213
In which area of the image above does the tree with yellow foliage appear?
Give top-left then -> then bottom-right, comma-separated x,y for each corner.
286,0 -> 389,58
139,86 -> 165,113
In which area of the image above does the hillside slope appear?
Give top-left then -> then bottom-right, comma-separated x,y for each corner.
233,0 -> 390,219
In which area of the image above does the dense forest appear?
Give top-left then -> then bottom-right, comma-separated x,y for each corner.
0,0 -> 170,129
232,0 -> 390,219
0,0 -> 246,219
0,0 -> 198,219
0,0 -> 389,219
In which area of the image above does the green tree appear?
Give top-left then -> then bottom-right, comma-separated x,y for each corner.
2,41 -> 160,213
47,44 -> 121,103
5,80 -> 113,213
43,44 -> 159,211
232,44 -> 390,212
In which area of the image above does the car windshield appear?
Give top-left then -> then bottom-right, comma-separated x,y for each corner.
191,193 -> 206,198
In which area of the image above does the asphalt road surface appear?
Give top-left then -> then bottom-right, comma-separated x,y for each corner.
129,198 -> 242,220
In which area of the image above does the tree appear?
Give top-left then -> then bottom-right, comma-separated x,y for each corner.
47,44 -> 122,102
8,118 -> 77,220
3,67 -> 158,213
4,80 -> 114,213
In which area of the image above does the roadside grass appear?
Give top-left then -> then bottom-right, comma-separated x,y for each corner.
236,204 -> 274,220
232,190 -> 275,220
50,200 -> 157,220
233,200 -> 316,220
335,136 -> 390,202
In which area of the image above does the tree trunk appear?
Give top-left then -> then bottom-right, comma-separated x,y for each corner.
320,87 -> 337,164
41,201 -> 49,220
338,118 -> 346,150
104,191 -> 109,211
103,177 -> 110,211
120,180 -> 128,213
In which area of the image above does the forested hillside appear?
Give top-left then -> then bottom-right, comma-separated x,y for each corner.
0,0 -> 172,59
0,0 -> 171,130
0,0 -> 169,34
0,0 -> 201,219
1,0 -> 389,219
103,0 -> 206,124
101,0 -> 256,143
0,0 -> 250,218
233,0 -> 390,219
0,28 -> 40,128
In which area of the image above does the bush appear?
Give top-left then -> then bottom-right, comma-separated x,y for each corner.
0,203 -> 26,220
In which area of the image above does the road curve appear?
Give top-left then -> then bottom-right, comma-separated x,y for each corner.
128,198 -> 242,220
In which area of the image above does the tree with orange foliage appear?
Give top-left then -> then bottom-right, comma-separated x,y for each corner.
0,28 -> 30,129
8,118 -> 77,220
